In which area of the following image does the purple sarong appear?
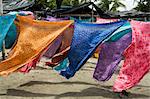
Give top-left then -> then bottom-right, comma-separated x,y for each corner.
43,36 -> 62,58
93,32 -> 132,81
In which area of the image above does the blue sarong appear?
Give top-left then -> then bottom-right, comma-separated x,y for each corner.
0,15 -> 17,51
60,20 -> 127,79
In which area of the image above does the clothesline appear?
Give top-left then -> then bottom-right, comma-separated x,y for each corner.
0,12 -> 149,97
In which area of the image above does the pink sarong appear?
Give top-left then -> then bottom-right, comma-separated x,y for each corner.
96,17 -> 118,23
113,20 -> 150,92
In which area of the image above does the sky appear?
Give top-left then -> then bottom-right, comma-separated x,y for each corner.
118,0 -> 138,11
91,0 -> 139,11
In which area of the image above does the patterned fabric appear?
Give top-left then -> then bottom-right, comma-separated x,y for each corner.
96,17 -> 118,23
44,25 -> 74,66
95,17 -> 119,57
20,36 -> 63,73
19,11 -> 35,19
94,21 -> 131,58
43,36 -> 62,58
60,21 -> 127,79
20,18 -> 73,73
0,15 -> 17,50
8,11 -> 35,19
93,31 -> 132,81
113,20 -> 150,92
70,17 -> 94,22
106,22 -> 131,42
43,16 -> 69,21
54,58 -> 69,71
0,15 -> 73,76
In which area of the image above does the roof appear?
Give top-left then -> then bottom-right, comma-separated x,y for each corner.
3,0 -> 35,12
51,2 -> 110,18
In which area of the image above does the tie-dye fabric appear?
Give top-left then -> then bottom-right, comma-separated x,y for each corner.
96,17 -> 118,23
93,22 -> 132,81
0,16 -> 73,76
106,22 -> 131,42
43,16 -> 69,22
60,21 -> 127,79
0,15 -> 17,50
54,58 -> 69,71
8,11 -> 35,19
113,20 -> 150,92
94,21 -> 131,58
70,17 -> 94,22
93,31 -> 132,81
43,36 -> 62,58
44,25 -> 74,67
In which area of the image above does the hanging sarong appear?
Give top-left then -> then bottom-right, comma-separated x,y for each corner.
20,35 -> 63,73
93,30 -> 132,81
43,16 -> 69,21
0,15 -> 17,51
43,36 -> 62,58
19,11 -> 35,19
106,22 -> 131,42
96,17 -> 118,23
20,17 -> 73,73
44,24 -> 74,66
0,15 -> 73,76
54,58 -> 69,71
70,16 -> 94,22
113,20 -> 150,92
95,22 -> 131,57
94,18 -> 119,58
60,20 -> 127,79
8,11 -> 35,19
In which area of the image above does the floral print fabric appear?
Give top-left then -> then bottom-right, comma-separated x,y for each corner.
113,20 -> 150,92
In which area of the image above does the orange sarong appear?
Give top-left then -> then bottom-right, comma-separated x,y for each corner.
0,15 -> 73,76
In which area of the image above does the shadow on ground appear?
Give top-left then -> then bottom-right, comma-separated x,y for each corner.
2,87 -> 149,99
0,81 -> 149,99
19,81 -> 99,87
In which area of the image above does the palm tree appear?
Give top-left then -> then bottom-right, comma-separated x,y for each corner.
35,0 -> 56,9
97,0 -> 126,12
135,0 -> 150,12
110,0 -> 126,12
97,0 -> 111,12
61,0 -> 85,6
69,0 -> 90,6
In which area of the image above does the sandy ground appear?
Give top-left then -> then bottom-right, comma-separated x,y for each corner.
0,57 -> 150,99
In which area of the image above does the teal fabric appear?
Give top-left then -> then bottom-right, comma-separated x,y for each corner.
70,16 -> 94,22
106,21 -> 131,42
0,15 -> 17,51
5,23 -> 17,49
54,58 -> 68,71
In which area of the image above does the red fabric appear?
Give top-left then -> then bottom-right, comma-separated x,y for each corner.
113,20 -> 150,92
19,56 -> 40,73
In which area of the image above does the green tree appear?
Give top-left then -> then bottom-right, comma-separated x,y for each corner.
135,0 -> 150,12
36,0 -> 88,9
110,0 -> 126,12
97,0 -> 126,12
35,0 -> 56,9
97,0 -> 111,12
62,0 -> 88,6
